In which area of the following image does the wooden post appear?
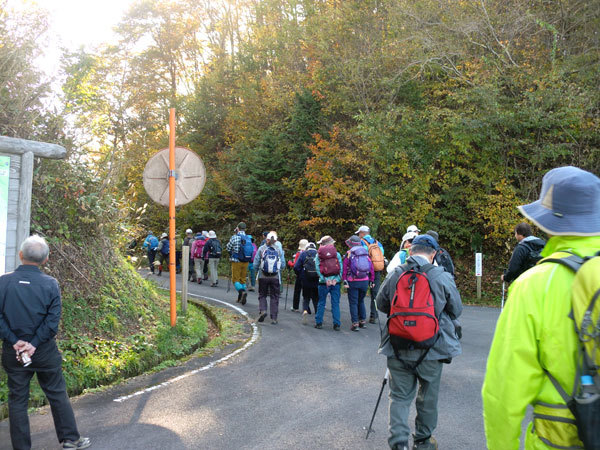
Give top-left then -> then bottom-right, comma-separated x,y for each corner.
182,245 -> 189,313
16,151 -> 33,269
169,108 -> 177,327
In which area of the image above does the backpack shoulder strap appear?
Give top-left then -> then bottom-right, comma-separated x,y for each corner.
540,251 -> 585,273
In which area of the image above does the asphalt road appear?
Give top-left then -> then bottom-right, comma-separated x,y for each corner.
1,270 -> 503,449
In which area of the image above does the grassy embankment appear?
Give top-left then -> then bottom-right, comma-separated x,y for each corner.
0,256 -> 245,419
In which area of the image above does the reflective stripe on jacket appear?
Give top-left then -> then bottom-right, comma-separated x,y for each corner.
482,235 -> 600,450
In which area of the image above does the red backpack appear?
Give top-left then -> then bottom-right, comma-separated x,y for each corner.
318,244 -> 340,276
387,265 -> 439,356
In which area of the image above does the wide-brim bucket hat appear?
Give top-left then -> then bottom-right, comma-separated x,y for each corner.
345,235 -> 362,247
518,166 -> 600,236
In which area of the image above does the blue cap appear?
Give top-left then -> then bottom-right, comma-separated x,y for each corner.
412,234 -> 439,250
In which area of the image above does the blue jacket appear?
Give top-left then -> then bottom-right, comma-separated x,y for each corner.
360,234 -> 384,256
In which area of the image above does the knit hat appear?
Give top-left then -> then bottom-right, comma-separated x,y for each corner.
317,235 -> 335,246
518,166 -> 600,236
298,239 -> 309,251
426,230 -> 439,241
237,222 -> 246,230
208,230 -> 217,239
345,235 -> 362,247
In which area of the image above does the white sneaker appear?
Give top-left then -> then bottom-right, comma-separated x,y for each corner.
302,310 -> 308,325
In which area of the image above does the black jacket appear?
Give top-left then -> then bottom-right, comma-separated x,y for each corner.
503,237 -> 546,283
0,265 -> 61,348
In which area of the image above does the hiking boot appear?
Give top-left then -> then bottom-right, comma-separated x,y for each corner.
197,279 -> 202,284
204,275 -> 209,281
369,316 -> 376,324
359,320 -> 366,328
314,323 -> 323,329
241,291 -> 247,305
210,283 -> 217,287
63,437 -> 91,449
271,319 -> 278,325
413,436 -> 437,450
351,323 -> 359,331
292,308 -> 299,313
248,286 -> 255,292
302,310 -> 308,325
392,443 -> 408,450
333,324 -> 340,331
258,312 -> 267,323
237,290 -> 243,303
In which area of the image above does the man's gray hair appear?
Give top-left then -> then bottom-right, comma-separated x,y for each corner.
20,235 -> 50,264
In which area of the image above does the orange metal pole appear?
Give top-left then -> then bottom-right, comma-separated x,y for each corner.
169,108 -> 177,327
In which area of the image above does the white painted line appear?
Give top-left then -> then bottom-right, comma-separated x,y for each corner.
114,293 -> 258,403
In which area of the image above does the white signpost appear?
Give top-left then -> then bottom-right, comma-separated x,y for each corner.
475,252 -> 483,299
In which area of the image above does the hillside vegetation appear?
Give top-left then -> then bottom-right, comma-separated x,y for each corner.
1,2 -> 599,302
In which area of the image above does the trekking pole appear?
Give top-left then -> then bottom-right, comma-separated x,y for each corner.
365,368 -> 390,439
501,281 -> 505,311
284,267 -> 290,310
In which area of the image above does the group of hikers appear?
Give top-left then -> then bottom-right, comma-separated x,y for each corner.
137,165 -> 600,450
0,165 -> 598,450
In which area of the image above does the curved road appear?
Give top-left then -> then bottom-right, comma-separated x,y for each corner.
1,271 -> 501,449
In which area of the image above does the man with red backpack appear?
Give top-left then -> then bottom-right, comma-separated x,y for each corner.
314,235 -> 343,330
376,234 -> 462,450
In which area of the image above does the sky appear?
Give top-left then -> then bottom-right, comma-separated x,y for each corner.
8,0 -> 137,76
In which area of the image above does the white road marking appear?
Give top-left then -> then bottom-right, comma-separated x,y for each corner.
113,293 -> 258,403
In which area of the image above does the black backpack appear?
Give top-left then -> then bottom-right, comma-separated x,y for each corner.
303,249 -> 319,281
209,239 -> 222,258
520,241 -> 543,271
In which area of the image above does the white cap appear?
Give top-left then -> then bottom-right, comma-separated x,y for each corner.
267,231 -> 278,241
202,230 -> 209,237
185,228 -> 193,234
298,239 -> 309,250
355,225 -> 370,234
406,225 -> 420,233
161,233 -> 168,238
208,230 -> 217,239
401,231 -> 417,243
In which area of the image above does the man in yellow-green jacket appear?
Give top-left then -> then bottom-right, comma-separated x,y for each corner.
482,166 -> 600,449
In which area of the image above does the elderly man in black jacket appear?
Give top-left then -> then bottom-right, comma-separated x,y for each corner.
0,235 -> 90,450
376,234 -> 462,450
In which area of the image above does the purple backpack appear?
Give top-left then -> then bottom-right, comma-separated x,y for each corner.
349,246 -> 370,278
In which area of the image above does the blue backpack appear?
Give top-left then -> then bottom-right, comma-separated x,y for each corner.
160,239 -> 170,255
261,246 -> 280,275
237,233 -> 254,262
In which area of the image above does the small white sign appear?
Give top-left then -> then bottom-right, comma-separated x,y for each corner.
475,253 -> 482,277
